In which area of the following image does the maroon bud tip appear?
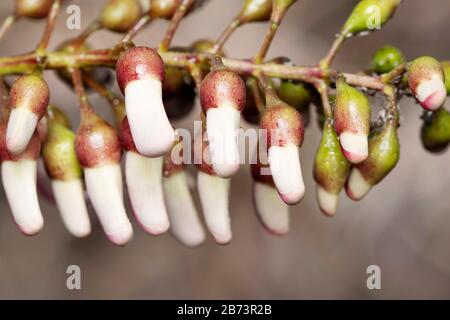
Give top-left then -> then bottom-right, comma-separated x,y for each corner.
8,74 -> 50,117
116,46 -> 165,93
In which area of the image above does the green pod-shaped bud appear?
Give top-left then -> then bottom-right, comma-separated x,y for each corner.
239,0 -> 273,23
421,107 -> 450,153
43,116 -> 82,181
346,121 -> 400,200
278,80 -> 311,127
442,61 -> 450,95
408,56 -> 446,111
313,122 -> 350,216
46,105 -> 71,129
341,0 -> 402,36
334,77 -> 371,164
371,45 -> 405,74
100,0 -> 142,33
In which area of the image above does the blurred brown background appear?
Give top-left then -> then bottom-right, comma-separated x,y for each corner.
1,0 -> 450,299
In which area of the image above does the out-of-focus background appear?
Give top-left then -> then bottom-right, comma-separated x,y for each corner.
1,0 -> 450,299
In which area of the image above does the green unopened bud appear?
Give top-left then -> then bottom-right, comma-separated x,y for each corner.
408,56 -> 446,111
100,0 -> 142,33
334,77 -> 371,164
442,61 -> 450,95
239,0 -> 273,23
46,105 -> 71,129
314,122 -> 350,216
43,111 -> 82,181
342,0 -> 402,36
278,80 -> 311,127
421,108 -> 450,153
371,45 -> 405,74
346,121 -> 400,200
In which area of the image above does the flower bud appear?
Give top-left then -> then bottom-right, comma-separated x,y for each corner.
116,46 -> 175,157
15,0 -> 53,19
313,122 -> 350,216
251,146 -> 289,235
200,68 -> 246,178
120,117 -> 170,235
239,0 -> 273,23
408,56 -> 446,111
442,62 -> 450,95
260,101 -> 305,205
371,45 -> 405,74
346,121 -> 400,201
163,141 -> 206,247
100,0 -> 142,33
421,107 -> 450,153
341,0 -> 401,36
6,74 -> 50,155
75,112 -> 132,245
42,107 -> 90,238
334,77 -> 371,164
278,80 -> 311,126
0,123 -> 43,236
150,0 -> 195,19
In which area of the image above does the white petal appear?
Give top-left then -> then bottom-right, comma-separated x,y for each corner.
316,185 -> 339,217
268,144 -> 305,205
253,182 -> 289,235
1,160 -> 43,235
346,167 -> 372,201
52,179 -> 91,238
125,77 -> 174,157
339,132 -> 368,164
163,171 -> 206,247
416,78 -> 447,111
206,106 -> 240,178
6,108 -> 38,155
84,164 -> 133,245
197,171 -> 231,244
125,151 -> 169,235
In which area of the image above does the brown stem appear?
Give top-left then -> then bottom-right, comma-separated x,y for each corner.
0,15 -> 16,41
383,84 -> 399,125
120,14 -> 152,43
254,71 -> 279,106
319,33 -> 346,70
212,18 -> 241,55
36,0 -> 62,54
314,80 -> 332,119
70,68 -> 94,117
159,0 -> 194,52
247,76 -> 266,113
188,64 -> 204,91
380,63 -> 407,84
71,20 -> 102,48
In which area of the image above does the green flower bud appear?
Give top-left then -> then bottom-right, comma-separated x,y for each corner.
100,0 -> 142,33
43,110 -> 82,181
239,0 -> 273,23
346,121 -> 400,200
342,0 -> 402,36
278,80 -> 311,127
442,61 -> 450,95
421,107 -> 450,153
313,122 -> 350,216
371,45 -> 405,74
408,56 -> 446,111
46,105 -> 71,129
334,77 -> 371,164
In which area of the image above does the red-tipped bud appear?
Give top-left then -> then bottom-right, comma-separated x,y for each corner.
408,56 -> 447,111
116,46 -> 174,157
346,121 -> 400,201
260,102 -> 305,205
334,77 -> 371,164
200,68 -> 246,178
6,74 -> 49,155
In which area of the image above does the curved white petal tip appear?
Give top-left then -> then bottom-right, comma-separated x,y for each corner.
339,132 -> 368,164
52,179 -> 91,238
345,168 -> 372,201
197,171 -> 232,245
1,160 -> 43,235
125,78 -> 175,157
268,144 -> 305,205
163,171 -> 206,247
416,78 -> 447,111
84,164 -> 133,246
316,185 -> 339,217
253,182 -> 289,236
206,106 -> 240,178
6,108 -> 38,155
125,152 -> 169,235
